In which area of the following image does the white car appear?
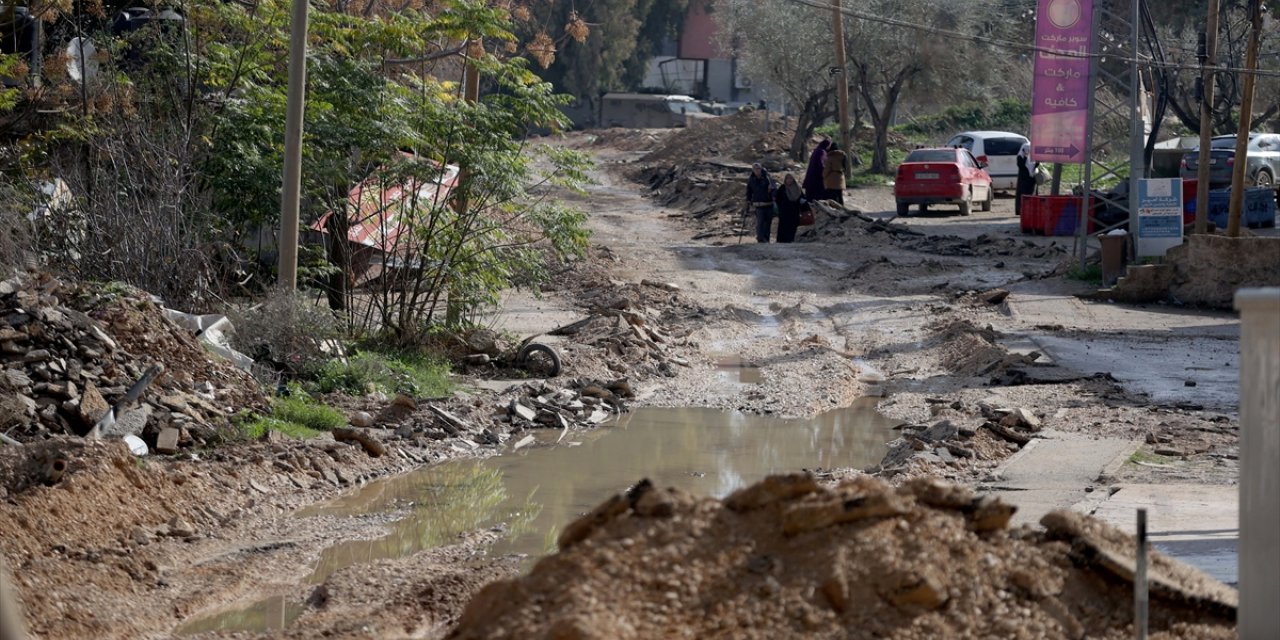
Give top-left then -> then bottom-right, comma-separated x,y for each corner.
945,131 -> 1030,192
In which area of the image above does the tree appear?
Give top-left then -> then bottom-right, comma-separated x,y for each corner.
841,0 -> 990,173
13,0 -> 590,344
711,0 -> 836,161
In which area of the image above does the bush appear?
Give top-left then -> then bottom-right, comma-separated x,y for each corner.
896,99 -> 1032,139
315,350 -> 452,397
231,289 -> 342,375
237,416 -> 324,440
271,393 -> 347,431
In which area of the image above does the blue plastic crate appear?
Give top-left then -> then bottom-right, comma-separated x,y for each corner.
1184,188 -> 1278,228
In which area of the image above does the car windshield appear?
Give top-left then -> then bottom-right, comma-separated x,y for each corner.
1209,138 -> 1239,149
984,138 -> 1026,155
905,150 -> 956,163
667,102 -> 702,114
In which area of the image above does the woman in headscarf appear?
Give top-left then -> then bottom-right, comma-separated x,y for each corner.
823,142 -> 848,204
803,139 -> 831,201
1016,143 -> 1039,217
773,173 -> 806,243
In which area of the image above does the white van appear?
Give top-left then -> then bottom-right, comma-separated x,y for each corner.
945,131 -> 1030,192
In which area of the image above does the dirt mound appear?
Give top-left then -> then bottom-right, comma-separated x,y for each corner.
0,271 -> 265,450
642,111 -> 795,166
584,128 -> 674,153
448,475 -> 1235,640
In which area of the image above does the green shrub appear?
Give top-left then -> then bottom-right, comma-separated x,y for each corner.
238,416 -> 324,440
1066,263 -> 1104,286
315,351 -> 451,397
896,99 -> 1032,138
271,392 -> 347,431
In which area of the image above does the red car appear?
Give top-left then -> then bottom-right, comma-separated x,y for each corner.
894,147 -> 994,216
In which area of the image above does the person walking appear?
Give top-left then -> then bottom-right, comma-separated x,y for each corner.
803,139 -> 831,201
745,163 -> 775,243
773,173 -> 806,243
1016,143 -> 1039,217
823,142 -> 848,204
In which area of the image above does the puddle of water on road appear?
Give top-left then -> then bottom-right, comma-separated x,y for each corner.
712,353 -> 763,384
178,401 -> 900,634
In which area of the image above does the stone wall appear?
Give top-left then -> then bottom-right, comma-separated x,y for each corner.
1168,235 -> 1280,308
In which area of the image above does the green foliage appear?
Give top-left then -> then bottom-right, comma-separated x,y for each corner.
1066,263 -> 1103,286
895,100 -> 1032,139
236,415 -> 324,440
271,392 -> 348,431
315,351 -> 452,397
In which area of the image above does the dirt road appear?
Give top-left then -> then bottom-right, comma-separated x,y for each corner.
0,131 -> 1243,639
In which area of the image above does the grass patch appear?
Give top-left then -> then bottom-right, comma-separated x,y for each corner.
1066,263 -> 1103,286
1129,449 -> 1178,465
315,350 -> 452,397
237,416 -> 324,440
271,392 -> 347,431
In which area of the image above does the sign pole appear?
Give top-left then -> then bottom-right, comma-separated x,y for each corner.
1127,0 -> 1144,252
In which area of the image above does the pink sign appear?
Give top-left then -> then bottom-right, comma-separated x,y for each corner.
1030,0 -> 1093,164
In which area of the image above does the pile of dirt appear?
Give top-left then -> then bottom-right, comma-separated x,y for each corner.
448,475 -> 1236,640
0,271 -> 265,452
641,111 -> 795,167
584,128 -> 674,153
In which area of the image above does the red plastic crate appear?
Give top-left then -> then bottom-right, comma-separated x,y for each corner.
1039,195 -> 1096,236
1182,179 -> 1198,225
1020,196 -> 1042,234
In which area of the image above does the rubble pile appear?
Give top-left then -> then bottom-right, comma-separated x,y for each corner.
921,319 -> 1039,379
873,405 -> 1047,480
449,475 -> 1236,640
0,272 -> 265,452
499,378 -> 633,434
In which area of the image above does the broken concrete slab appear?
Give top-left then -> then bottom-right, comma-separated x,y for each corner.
155,427 -> 180,454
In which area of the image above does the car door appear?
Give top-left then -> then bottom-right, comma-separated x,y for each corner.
961,150 -> 989,200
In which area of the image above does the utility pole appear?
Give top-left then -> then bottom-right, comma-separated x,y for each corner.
278,0 -> 311,290
1194,0 -> 1221,235
1227,0 -> 1264,238
445,39 -> 482,328
831,0 -> 851,165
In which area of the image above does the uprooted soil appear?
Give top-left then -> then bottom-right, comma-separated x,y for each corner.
449,475 -> 1236,640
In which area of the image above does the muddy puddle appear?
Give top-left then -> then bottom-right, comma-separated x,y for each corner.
179,401 -> 900,634
713,354 -> 763,384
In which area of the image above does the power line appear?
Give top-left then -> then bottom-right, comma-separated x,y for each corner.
781,0 -> 1280,79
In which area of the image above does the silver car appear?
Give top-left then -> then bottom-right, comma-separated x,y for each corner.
1180,133 -> 1280,188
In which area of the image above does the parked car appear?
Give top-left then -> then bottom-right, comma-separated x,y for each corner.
1180,133 -> 1280,188
944,131 -> 1029,191
894,147 -> 994,216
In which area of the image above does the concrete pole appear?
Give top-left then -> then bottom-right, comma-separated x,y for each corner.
1194,0 -> 1220,235
830,0 -> 851,168
1235,287 -> 1280,639
277,0 -> 312,290
1226,0 -> 1263,238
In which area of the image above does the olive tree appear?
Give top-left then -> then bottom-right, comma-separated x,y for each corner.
712,0 -> 836,161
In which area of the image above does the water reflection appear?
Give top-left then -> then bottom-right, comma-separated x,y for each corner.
179,402 -> 898,634
176,594 -> 305,635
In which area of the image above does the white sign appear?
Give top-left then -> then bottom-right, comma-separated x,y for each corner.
1136,178 -> 1184,257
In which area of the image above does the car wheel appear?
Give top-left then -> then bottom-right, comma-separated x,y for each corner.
980,187 -> 993,212
896,201 -> 910,217
958,190 -> 972,216
1256,169 -> 1274,187
919,203 -> 928,214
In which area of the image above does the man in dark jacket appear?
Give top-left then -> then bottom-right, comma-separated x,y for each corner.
746,163 -> 775,243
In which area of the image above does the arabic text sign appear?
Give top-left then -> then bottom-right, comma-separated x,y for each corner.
1137,178 -> 1184,257
1031,0 -> 1093,164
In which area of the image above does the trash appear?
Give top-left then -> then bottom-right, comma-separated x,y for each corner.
123,435 -> 149,456
161,309 -> 255,372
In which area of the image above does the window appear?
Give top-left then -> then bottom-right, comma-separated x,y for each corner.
946,136 -> 975,151
1210,137 -> 1238,149
906,149 -> 959,163
984,137 -> 1027,156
